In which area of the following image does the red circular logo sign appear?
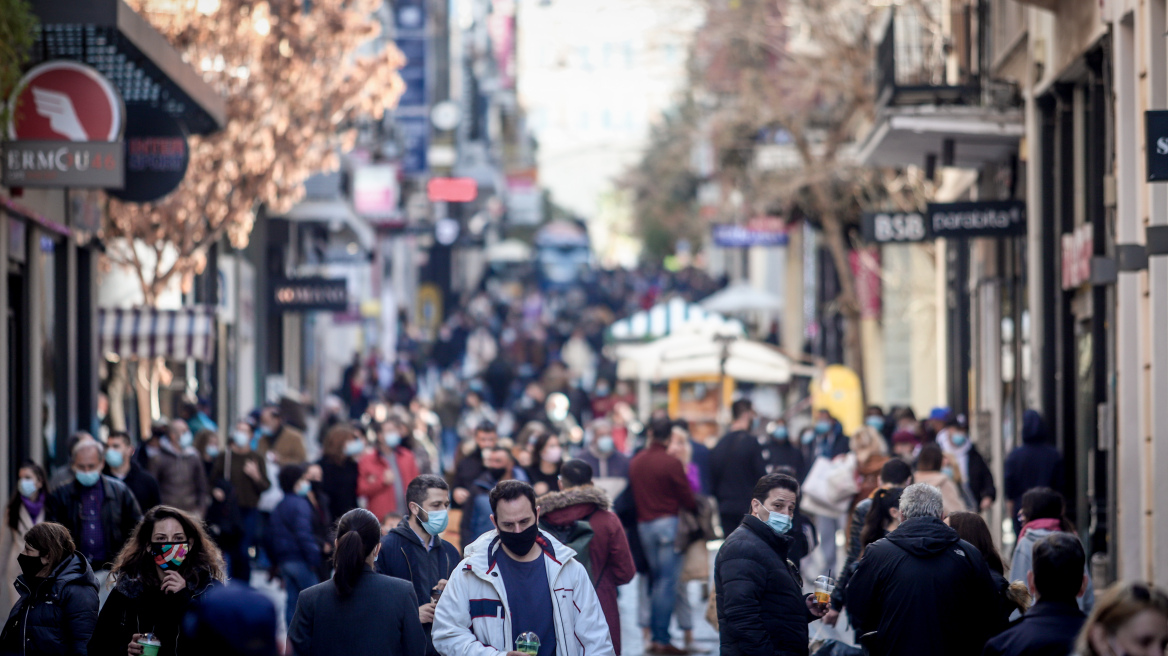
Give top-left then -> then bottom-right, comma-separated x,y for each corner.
7,61 -> 124,142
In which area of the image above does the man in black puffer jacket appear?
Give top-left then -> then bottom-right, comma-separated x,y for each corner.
715,473 -> 826,656
846,483 -> 1005,656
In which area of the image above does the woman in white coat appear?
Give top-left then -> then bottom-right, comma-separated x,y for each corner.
0,462 -> 48,613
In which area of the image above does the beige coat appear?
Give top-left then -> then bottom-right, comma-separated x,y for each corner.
0,503 -> 41,614
914,471 -> 969,516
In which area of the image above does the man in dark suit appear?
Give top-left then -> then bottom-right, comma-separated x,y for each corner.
982,533 -> 1089,656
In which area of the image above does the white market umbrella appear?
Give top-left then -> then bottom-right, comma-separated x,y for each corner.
608,297 -> 745,342
615,328 -> 793,384
699,282 -> 783,314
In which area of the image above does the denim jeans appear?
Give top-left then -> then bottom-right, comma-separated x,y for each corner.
815,513 -> 843,577
638,515 -> 682,645
279,560 -> 320,629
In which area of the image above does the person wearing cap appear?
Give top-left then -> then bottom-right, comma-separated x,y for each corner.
924,407 -> 951,443
891,429 -> 922,464
937,415 -> 996,512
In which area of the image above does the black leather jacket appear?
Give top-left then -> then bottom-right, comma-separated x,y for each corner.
47,476 -> 144,569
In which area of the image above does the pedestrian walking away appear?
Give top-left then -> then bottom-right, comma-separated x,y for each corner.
432,479 -> 615,656
715,473 -> 828,656
376,474 -> 460,656
1010,487 -> 1095,613
846,483 -> 1005,656
0,522 -> 99,656
983,532 -> 1089,656
88,506 -> 226,656
710,400 -> 767,537
288,508 -> 426,656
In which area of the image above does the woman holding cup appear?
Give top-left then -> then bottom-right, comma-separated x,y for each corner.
88,506 -> 225,656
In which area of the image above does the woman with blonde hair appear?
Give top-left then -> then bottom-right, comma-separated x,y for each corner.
849,426 -> 890,536
1075,581 -> 1168,656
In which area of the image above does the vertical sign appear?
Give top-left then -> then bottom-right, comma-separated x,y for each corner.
394,0 -> 429,175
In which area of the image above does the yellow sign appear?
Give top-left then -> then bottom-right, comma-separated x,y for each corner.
810,365 -> 864,436
416,284 -> 443,340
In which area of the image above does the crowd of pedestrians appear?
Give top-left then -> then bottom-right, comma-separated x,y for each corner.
2,268 -> 1167,656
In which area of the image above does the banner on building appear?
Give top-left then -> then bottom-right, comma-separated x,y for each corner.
271,277 -> 349,312
712,217 -> 789,248
926,200 -> 1026,239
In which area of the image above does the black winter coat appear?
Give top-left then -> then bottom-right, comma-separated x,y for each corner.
102,465 -> 161,517
46,477 -> 143,570
0,553 -> 98,656
846,516 -> 1005,656
375,519 -> 459,656
715,516 -> 815,656
830,497 -> 873,610
288,568 -> 426,656
981,600 -> 1086,656
710,431 -> 767,516
317,458 -> 359,522
88,570 -> 219,656
965,447 -> 997,506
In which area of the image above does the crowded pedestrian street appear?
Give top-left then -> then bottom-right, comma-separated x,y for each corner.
6,0 -> 1168,655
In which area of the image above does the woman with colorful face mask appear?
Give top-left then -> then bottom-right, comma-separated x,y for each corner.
0,461 -> 48,614
0,522 -> 98,656
89,506 -> 225,656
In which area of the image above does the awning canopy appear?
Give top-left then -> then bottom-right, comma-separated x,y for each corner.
856,105 -> 1024,169
699,281 -> 783,314
607,297 -> 744,342
98,306 -> 217,362
281,199 -> 377,252
615,327 -> 809,384
30,0 -> 227,135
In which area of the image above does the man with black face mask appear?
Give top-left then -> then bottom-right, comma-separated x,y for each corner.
433,480 -> 615,656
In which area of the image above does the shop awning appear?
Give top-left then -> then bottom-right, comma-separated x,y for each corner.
856,105 -> 1024,169
98,306 -> 217,362
29,0 -> 227,135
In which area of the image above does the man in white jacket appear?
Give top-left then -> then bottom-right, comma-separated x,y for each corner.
433,480 -> 615,656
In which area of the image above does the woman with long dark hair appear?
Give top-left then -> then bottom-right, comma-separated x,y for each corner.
524,431 -> 563,497
88,506 -> 225,656
948,511 -> 1030,621
0,461 -> 47,613
0,522 -> 98,656
288,508 -> 425,656
1010,487 -> 1095,612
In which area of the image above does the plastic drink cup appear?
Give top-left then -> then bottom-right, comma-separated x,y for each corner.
516,631 -> 541,655
814,575 -> 835,604
138,633 -> 161,656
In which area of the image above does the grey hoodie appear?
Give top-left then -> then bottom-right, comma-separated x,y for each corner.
1009,527 -> 1095,613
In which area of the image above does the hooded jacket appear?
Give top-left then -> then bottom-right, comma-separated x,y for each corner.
715,515 -> 817,656
1,552 -> 99,656
431,529 -> 615,656
539,487 -> 635,655
1009,527 -> 1095,613
845,516 -> 1004,656
1003,411 -> 1065,509
88,569 -> 220,656
375,517 -> 460,656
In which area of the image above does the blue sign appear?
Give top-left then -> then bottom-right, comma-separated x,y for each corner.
397,115 -> 429,175
712,224 -> 789,248
396,38 -> 428,109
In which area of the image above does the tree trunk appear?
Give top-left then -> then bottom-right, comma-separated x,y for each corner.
814,186 -> 865,388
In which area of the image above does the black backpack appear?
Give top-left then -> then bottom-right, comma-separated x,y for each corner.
540,518 -> 596,583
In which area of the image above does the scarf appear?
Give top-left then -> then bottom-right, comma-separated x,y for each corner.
20,493 -> 45,523
1019,518 -> 1064,541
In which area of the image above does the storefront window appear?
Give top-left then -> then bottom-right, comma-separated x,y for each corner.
37,234 -> 59,461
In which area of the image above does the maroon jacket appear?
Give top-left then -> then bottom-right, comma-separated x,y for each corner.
629,442 -> 697,522
539,487 -> 636,655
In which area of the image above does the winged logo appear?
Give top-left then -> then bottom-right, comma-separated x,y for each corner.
31,86 -> 90,141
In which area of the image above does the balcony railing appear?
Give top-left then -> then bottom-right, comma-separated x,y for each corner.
875,7 -> 980,108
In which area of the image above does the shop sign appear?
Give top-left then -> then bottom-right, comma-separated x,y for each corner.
712,217 -> 789,248
352,164 -> 399,220
107,105 -> 189,203
1146,110 -> 1168,182
2,141 -> 124,187
1061,224 -> 1094,290
4,61 -> 126,188
861,211 -> 929,243
272,277 -> 348,312
927,200 -> 1027,239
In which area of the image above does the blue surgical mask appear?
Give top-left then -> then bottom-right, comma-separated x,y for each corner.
179,431 -> 194,448
205,445 -> 220,459
232,430 -> 250,448
415,505 -> 449,536
75,470 -> 101,488
801,430 -> 816,445
950,432 -> 968,447
866,416 -> 885,431
295,480 -> 311,497
384,432 -> 402,448
766,511 -> 793,535
942,466 -> 955,479
344,440 -> 366,457
18,478 -> 38,499
105,448 -> 125,469
773,427 -> 789,440
815,420 -> 831,435
596,436 -> 615,454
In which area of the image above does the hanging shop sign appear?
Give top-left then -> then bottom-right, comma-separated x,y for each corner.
712,217 -> 789,248
861,211 -> 929,243
1061,224 -> 1094,290
272,277 -> 349,312
3,61 -> 126,188
1146,110 -> 1168,182
107,104 -> 189,202
926,200 -> 1027,239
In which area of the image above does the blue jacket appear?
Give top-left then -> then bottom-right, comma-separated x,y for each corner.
271,495 -> 321,566
375,518 -> 460,656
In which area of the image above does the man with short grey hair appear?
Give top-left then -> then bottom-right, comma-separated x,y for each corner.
845,483 -> 1004,656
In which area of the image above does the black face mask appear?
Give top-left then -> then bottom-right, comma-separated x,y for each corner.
497,522 -> 540,556
486,467 -> 508,480
17,554 -> 44,580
